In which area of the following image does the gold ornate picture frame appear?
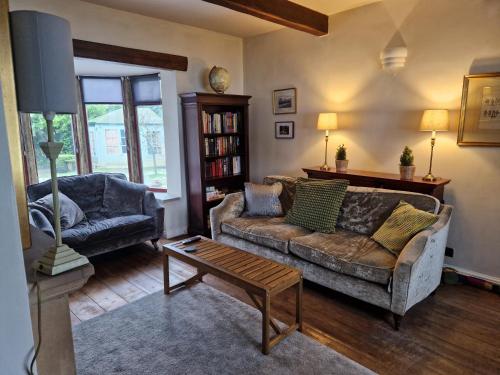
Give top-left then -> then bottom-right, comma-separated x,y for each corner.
458,73 -> 500,147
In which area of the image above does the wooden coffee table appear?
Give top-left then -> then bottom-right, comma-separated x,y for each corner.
163,237 -> 303,354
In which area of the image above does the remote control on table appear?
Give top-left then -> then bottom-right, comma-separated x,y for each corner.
184,246 -> 197,253
181,236 -> 202,245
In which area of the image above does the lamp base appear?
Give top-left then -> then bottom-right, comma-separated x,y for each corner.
320,164 -> 331,171
422,173 -> 437,182
33,244 -> 89,276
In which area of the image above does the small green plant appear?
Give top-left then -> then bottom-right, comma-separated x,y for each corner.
400,146 -> 414,166
336,144 -> 347,160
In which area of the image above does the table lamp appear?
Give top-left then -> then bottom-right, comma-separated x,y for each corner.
10,11 -> 89,275
317,113 -> 338,170
420,109 -> 449,182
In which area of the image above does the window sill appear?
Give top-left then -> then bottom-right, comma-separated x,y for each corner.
153,191 -> 181,203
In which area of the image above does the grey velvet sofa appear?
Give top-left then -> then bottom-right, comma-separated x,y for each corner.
210,176 -> 453,328
28,173 -> 164,257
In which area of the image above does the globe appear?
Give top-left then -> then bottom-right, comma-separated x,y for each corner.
209,66 -> 230,94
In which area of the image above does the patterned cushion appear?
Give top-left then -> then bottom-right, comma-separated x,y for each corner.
244,182 -> 283,217
337,186 -> 440,235
221,216 -> 311,254
372,200 -> 439,255
284,178 -> 349,233
290,230 -> 396,285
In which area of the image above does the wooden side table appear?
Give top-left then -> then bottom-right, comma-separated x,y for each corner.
303,167 -> 451,202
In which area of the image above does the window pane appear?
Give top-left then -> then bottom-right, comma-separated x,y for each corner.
30,113 -> 78,182
137,105 -> 166,189
81,77 -> 123,104
86,104 -> 130,179
131,75 -> 161,105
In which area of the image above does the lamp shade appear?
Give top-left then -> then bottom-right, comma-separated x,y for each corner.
420,109 -> 449,131
317,113 -> 338,131
10,11 -> 77,114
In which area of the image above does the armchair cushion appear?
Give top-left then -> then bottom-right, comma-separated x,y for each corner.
290,230 -> 396,285
102,176 -> 147,217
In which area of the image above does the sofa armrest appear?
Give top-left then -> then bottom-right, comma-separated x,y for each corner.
391,204 -> 453,315
29,208 -> 55,239
143,191 -> 165,239
210,192 -> 245,239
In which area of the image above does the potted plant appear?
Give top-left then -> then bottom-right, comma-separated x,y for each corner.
335,144 -> 348,173
399,146 -> 416,180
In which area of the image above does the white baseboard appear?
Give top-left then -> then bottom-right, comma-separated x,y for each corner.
444,264 -> 500,285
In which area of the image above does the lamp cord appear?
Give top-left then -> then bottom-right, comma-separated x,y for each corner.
28,270 -> 42,375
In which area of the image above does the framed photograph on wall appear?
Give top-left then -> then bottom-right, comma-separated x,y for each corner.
458,73 -> 500,146
275,121 -> 294,139
273,88 -> 297,115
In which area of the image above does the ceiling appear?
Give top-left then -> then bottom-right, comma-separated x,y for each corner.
82,0 -> 381,37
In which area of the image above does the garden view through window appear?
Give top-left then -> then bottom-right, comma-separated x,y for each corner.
86,104 -> 130,179
30,113 -> 77,182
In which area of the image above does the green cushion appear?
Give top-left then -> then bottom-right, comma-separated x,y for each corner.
284,178 -> 349,233
372,200 -> 439,255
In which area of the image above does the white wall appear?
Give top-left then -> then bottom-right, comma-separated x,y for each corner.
11,0 -> 245,237
244,0 -> 500,280
0,83 -> 35,374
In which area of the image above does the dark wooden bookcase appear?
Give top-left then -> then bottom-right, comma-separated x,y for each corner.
180,93 -> 251,236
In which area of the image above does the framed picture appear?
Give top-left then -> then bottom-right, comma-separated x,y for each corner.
275,121 -> 294,139
273,88 -> 297,115
458,73 -> 500,146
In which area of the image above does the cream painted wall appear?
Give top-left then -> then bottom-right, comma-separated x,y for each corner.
11,0 -> 245,237
244,0 -> 500,279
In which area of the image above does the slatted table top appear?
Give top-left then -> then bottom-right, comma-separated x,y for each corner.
164,237 -> 301,296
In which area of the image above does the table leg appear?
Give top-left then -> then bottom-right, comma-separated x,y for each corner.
296,276 -> 303,332
163,253 -> 170,295
262,292 -> 270,355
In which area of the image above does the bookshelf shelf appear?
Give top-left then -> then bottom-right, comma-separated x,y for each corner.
180,92 -> 251,236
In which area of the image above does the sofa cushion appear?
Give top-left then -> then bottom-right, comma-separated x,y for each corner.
29,192 -> 85,230
102,176 -> 147,217
372,200 -> 439,255
244,182 -> 283,217
263,176 -> 298,214
221,216 -> 311,254
285,178 -> 349,233
62,214 -> 154,247
289,230 -> 396,285
337,186 -> 440,235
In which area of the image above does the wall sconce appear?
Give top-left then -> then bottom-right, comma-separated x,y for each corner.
380,46 -> 408,72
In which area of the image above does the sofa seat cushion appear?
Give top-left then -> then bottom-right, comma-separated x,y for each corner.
221,216 -> 311,254
289,230 -> 396,285
62,215 -> 155,247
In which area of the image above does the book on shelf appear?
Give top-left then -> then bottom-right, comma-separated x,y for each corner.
202,111 -> 239,134
204,135 -> 240,157
205,186 -> 226,202
205,156 -> 241,179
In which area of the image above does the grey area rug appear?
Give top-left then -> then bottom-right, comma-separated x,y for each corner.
74,283 -> 374,375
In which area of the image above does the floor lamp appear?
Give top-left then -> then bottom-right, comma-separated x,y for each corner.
10,11 -> 89,275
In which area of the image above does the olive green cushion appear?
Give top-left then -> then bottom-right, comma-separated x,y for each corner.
372,200 -> 439,255
284,178 -> 349,233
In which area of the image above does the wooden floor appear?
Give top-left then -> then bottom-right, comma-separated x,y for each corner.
69,240 -> 500,375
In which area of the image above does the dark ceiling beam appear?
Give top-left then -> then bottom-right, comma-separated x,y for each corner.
73,39 -> 188,71
202,0 -> 328,36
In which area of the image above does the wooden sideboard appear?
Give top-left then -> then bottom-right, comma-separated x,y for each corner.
303,167 -> 451,202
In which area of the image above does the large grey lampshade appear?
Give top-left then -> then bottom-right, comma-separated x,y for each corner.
10,11 -> 77,114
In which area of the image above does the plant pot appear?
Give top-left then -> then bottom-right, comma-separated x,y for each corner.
399,165 -> 416,180
336,159 -> 349,173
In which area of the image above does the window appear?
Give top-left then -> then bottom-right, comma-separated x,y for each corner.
81,77 -> 130,179
131,75 -> 167,190
30,113 -> 78,182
